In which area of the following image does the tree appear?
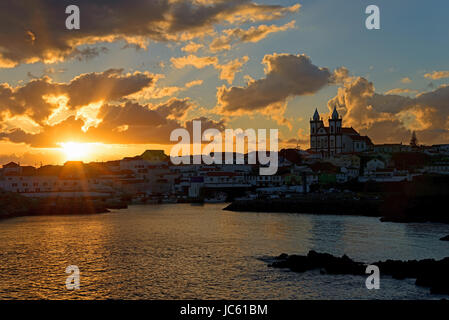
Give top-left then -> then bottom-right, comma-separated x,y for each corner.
410,131 -> 418,147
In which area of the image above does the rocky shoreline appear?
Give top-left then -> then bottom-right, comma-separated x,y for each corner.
268,251 -> 449,295
0,191 -> 128,220
224,195 -> 449,224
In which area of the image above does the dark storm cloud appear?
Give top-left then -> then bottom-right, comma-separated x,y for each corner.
0,0 -> 299,67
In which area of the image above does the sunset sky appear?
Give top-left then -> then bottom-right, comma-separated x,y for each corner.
1,0 -> 449,165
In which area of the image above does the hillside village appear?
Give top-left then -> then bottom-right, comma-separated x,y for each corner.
1,138 -> 448,204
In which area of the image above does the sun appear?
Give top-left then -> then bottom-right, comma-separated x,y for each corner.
60,142 -> 90,161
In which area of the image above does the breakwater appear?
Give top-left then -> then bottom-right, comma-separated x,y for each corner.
224,194 -> 449,223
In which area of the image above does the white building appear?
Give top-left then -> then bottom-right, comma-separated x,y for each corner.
366,159 -> 386,173
310,107 -> 373,157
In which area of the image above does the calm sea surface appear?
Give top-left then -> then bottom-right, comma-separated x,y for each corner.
0,204 -> 448,299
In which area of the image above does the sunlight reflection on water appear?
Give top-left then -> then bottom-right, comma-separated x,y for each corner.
0,203 -> 448,299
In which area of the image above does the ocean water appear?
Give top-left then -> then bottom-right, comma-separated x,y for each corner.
0,203 -> 448,300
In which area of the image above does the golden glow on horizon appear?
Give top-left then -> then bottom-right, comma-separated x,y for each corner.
60,142 -> 91,161
54,142 -> 173,164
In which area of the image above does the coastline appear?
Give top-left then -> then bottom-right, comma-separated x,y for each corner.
0,191 -> 128,220
224,194 -> 449,224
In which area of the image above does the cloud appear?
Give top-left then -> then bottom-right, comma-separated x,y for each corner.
401,77 -> 412,84
424,71 -> 449,80
69,47 -> 109,62
129,78 -> 204,100
327,77 -> 449,145
0,0 -> 299,67
216,56 -> 249,84
0,69 -> 155,124
210,20 -> 296,52
331,66 -> 352,84
153,98 -> 196,120
384,88 -> 418,95
217,53 -> 332,114
171,54 -> 248,84
185,80 -> 203,88
171,55 -> 219,69
0,99 -> 223,147
182,41 -> 204,53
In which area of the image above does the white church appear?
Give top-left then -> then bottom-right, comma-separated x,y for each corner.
309,107 -> 373,158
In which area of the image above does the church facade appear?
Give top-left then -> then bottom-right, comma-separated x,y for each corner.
310,107 -> 373,158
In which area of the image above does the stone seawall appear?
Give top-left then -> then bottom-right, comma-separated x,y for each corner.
224,195 -> 449,223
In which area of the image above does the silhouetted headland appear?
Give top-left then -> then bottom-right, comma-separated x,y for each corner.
268,251 -> 449,295
0,190 -> 129,220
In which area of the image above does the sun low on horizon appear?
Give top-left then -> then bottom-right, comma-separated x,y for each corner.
59,142 -> 92,162
55,141 -> 172,164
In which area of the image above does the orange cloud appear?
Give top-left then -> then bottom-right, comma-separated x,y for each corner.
424,71 -> 449,80
182,42 -> 204,53
210,20 -> 296,52
0,97 -> 224,148
216,57 -> 249,84
171,55 -> 219,69
385,88 -> 418,95
0,69 -> 155,124
328,76 -> 449,145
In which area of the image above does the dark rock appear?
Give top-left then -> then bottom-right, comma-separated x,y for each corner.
268,250 -> 449,295
440,235 -> 449,241
269,250 -> 366,276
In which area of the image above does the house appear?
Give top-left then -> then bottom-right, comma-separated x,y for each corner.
366,159 -> 386,173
